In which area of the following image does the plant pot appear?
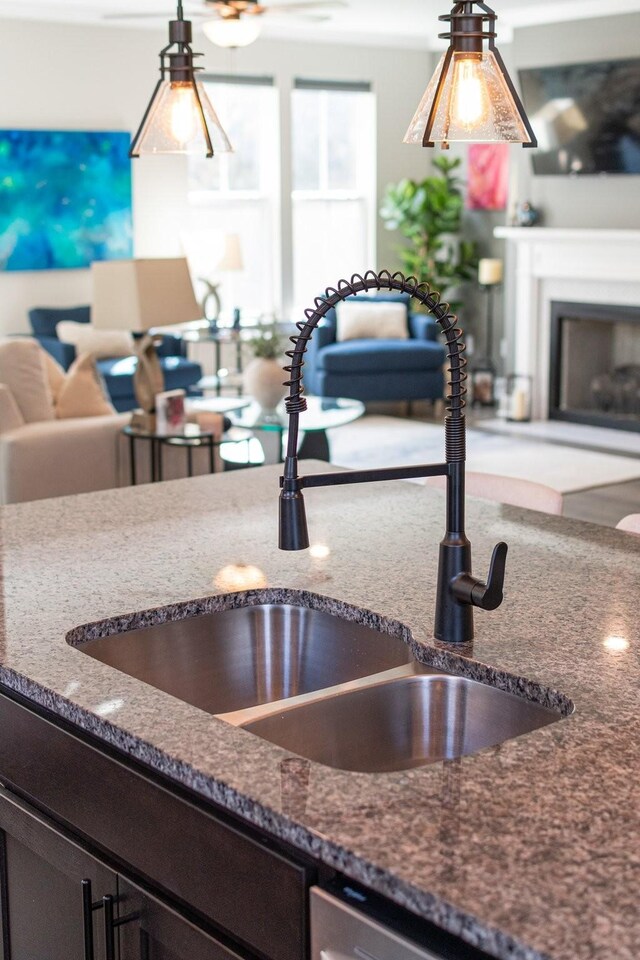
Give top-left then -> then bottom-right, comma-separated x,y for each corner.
243,357 -> 287,414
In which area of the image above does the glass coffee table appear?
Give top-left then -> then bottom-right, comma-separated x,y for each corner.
223,396 -> 365,467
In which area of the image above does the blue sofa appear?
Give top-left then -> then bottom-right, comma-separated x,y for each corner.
303,292 -> 446,403
29,306 -> 203,413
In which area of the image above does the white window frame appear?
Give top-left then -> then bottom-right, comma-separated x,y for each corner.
291,81 -> 377,312
186,74 -> 282,317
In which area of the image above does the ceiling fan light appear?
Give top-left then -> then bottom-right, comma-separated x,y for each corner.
404,1 -> 536,148
202,17 -> 262,48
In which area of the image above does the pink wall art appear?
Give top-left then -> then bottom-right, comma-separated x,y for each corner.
466,143 -> 509,211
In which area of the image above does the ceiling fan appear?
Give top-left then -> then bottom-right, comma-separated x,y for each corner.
105,0 -> 348,48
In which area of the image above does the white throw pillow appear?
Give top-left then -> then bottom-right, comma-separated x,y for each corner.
335,301 -> 408,342
55,354 -> 116,419
56,321 -> 135,359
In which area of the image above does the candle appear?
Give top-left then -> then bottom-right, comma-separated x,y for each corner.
511,388 -> 528,421
478,258 -> 503,286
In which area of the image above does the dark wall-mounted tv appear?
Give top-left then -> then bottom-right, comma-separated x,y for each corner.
518,57 -> 640,176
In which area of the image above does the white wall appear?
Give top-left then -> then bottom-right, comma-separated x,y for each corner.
0,18 -> 433,334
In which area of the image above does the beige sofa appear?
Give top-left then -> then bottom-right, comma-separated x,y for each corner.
0,339 -> 222,505
0,384 -> 128,503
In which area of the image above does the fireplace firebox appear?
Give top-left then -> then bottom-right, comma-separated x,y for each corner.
549,300 -> 640,433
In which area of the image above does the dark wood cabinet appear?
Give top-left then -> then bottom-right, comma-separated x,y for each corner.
0,691 -> 313,960
0,788 -> 247,960
0,787 -> 116,960
117,878 -> 245,960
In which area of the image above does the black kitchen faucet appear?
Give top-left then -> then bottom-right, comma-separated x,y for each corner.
278,269 -> 507,645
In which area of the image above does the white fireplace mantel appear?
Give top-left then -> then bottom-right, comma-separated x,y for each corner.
494,227 -> 640,419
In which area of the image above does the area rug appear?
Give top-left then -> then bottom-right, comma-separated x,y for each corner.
327,416 -> 640,494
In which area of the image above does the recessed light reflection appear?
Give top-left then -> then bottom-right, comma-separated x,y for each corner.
603,635 -> 629,653
214,564 -> 268,592
94,698 -> 125,717
309,543 -> 330,560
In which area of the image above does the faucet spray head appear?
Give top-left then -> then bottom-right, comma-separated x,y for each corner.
279,463 -> 310,551
279,489 -> 309,551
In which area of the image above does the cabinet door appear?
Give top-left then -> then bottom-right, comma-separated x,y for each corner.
0,787 -> 118,960
116,877 -> 246,960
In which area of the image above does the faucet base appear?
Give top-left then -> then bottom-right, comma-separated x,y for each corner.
434,534 -> 474,644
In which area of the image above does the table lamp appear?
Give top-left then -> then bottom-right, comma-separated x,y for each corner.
199,234 -> 244,330
91,258 -> 201,427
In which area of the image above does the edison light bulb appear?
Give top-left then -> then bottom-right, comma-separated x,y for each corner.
451,56 -> 490,130
168,82 -> 199,145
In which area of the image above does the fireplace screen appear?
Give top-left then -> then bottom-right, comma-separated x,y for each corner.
549,301 -> 640,432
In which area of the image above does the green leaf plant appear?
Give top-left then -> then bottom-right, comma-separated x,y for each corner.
380,156 -> 478,314
248,318 -> 284,361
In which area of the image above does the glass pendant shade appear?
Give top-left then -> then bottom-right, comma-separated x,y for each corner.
202,17 -> 262,48
133,80 -> 233,156
404,2 -> 537,148
405,50 -> 531,145
130,2 -> 232,158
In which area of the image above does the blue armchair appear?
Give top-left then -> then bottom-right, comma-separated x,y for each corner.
28,306 -> 203,413
303,292 -> 446,403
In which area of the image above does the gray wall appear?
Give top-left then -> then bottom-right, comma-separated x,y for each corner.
441,13 -> 640,363
511,11 -> 640,229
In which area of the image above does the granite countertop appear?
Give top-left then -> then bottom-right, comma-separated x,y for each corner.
0,464 -> 638,960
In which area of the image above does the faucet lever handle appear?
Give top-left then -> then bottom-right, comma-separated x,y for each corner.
476,541 -> 508,610
451,541 -> 508,611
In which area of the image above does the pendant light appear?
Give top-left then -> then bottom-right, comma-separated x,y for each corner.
130,1 -> 232,158
404,1 -> 537,149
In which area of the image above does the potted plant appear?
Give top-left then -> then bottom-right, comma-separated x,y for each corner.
243,318 -> 287,415
380,156 -> 478,312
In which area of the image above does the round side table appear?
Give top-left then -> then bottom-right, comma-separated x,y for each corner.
122,423 -> 253,485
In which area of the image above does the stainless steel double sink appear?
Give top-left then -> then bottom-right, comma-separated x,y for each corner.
73,603 -> 562,773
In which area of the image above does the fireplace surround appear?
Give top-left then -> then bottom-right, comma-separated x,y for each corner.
495,227 -> 640,424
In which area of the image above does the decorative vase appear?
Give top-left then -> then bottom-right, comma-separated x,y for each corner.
134,333 -> 164,414
243,357 -> 287,415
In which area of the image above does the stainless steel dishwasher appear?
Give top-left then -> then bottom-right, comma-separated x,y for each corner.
311,885 -> 486,960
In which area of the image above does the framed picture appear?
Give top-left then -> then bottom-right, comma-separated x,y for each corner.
155,390 -> 187,435
0,129 -> 132,272
467,143 -> 510,211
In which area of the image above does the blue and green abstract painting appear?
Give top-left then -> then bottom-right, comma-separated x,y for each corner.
0,130 -> 132,271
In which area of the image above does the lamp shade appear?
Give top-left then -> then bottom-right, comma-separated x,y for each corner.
132,80 -> 233,157
404,1 -> 536,148
217,234 -> 244,273
91,258 -> 201,332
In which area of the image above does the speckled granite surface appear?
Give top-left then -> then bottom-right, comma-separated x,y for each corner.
0,463 -> 638,960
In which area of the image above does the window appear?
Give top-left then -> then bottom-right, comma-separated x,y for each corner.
291,81 -> 376,314
184,76 -> 280,320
